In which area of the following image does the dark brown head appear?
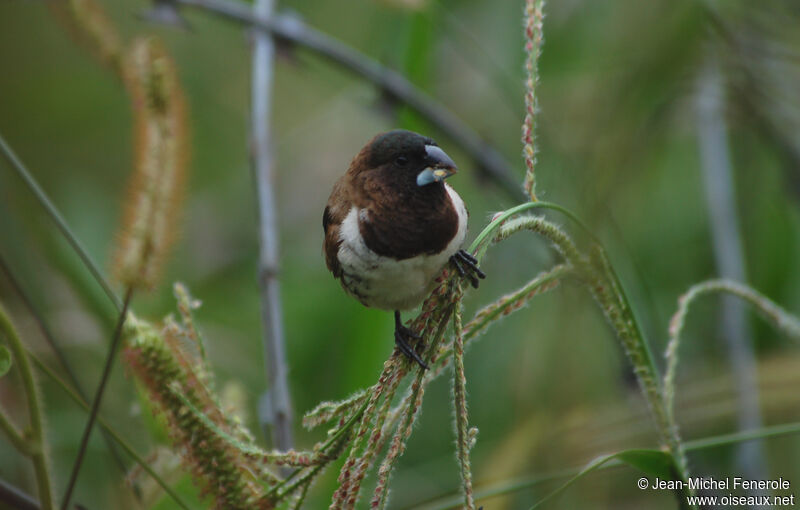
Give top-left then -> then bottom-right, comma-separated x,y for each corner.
329,130 -> 461,261
349,130 -> 457,189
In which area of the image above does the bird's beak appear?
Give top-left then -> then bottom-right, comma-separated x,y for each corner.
416,145 -> 457,186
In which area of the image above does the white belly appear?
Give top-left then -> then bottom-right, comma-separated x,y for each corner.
337,185 -> 468,311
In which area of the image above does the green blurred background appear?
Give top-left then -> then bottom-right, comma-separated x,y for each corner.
1,0 -> 800,508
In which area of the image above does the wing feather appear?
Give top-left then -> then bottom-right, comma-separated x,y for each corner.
322,179 -> 349,278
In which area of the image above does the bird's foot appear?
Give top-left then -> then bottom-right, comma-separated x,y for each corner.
450,249 -> 486,289
394,311 -> 428,370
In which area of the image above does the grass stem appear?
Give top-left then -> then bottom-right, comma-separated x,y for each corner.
60,287 -> 133,510
0,132 -> 121,312
0,304 -> 54,509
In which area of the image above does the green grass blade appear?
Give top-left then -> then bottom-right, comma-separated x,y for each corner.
413,420 -> 800,510
528,449 -> 675,510
0,132 -> 121,312
684,421 -> 800,451
468,201 -> 597,259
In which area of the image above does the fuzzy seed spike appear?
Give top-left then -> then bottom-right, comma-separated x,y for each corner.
48,0 -> 124,78
114,37 -> 188,291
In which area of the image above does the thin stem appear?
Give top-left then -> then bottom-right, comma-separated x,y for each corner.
409,469 -> 579,510
27,350 -> 193,510
319,398 -> 370,454
484,209 -> 681,479
665,279 -> 800,427
695,54 -> 765,478
522,0 -> 545,201
683,421 -> 800,451
469,204 -> 691,485
451,290 -> 475,510
372,303 -> 455,509
276,463 -> 325,500
429,264 -> 569,374
346,362 -> 407,507
0,477 -> 40,510
250,0 -> 294,452
468,200 -> 598,260
0,132 -> 122,312
456,264 -> 567,345
60,287 -> 133,510
0,404 -> 30,456
493,216 -> 584,271
330,357 -> 404,507
173,0 -> 523,200
0,252 -> 133,483
289,481 -> 311,510
0,254 -> 81,395
412,420 -> 800,510
589,249 -> 689,484
302,389 -> 368,429
267,398 -> 369,500
0,305 -> 54,509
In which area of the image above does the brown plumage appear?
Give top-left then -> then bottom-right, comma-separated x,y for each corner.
323,130 -> 484,368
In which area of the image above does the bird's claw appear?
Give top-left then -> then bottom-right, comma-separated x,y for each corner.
450,249 -> 486,289
397,323 -> 421,340
395,328 -> 428,370
394,311 -> 427,370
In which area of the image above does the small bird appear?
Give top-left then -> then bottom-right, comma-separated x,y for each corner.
323,130 -> 485,369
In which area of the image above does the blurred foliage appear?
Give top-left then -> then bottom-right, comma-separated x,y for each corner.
1,0 -> 800,508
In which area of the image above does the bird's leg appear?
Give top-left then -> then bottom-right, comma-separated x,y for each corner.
450,249 -> 486,288
394,310 -> 428,370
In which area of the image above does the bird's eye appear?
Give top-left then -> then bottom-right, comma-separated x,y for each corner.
395,156 -> 408,166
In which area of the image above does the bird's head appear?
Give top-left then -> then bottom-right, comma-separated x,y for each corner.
353,130 -> 458,188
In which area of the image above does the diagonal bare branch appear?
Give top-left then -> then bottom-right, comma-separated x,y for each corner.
173,0 -> 524,200
250,0 -> 294,452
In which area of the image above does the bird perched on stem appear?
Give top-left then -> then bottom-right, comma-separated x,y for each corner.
323,130 -> 485,369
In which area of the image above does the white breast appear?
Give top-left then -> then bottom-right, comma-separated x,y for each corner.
337,184 -> 468,311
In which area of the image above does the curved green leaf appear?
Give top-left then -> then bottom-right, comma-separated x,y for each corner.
613,449 -> 676,478
529,449 -> 675,509
468,201 -> 597,260
416,422 -> 800,510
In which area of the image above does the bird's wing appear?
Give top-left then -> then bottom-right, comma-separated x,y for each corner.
323,179 -> 349,278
